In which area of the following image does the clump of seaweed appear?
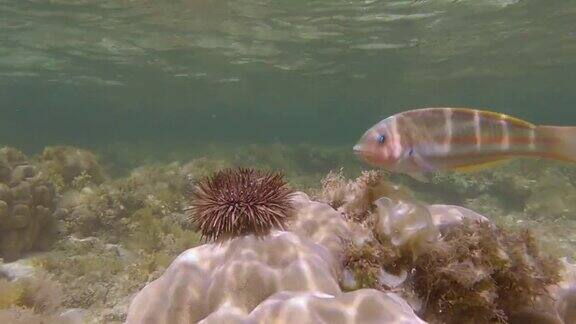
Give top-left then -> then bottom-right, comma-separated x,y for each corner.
412,221 -> 506,323
319,169 -> 349,209
493,229 -> 562,316
412,221 -> 561,323
126,207 -> 201,255
40,146 -> 106,191
319,169 -> 411,222
190,168 -> 294,241
336,171 -> 563,324
343,239 -> 409,291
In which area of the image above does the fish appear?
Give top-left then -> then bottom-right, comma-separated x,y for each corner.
353,107 -> 576,181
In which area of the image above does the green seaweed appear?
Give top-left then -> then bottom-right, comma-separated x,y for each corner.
412,221 -> 561,323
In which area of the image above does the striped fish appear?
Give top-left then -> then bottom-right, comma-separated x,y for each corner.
353,107 -> 576,181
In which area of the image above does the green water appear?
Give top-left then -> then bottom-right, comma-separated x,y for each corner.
1,2 -> 576,322
2,0 -> 576,159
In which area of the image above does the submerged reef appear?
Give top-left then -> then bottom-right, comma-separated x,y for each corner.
0,145 -> 574,323
0,148 -> 57,261
0,149 -> 219,322
126,169 -> 575,324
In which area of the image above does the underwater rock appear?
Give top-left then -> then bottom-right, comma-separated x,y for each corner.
0,265 -> 70,323
0,258 -> 37,280
0,306 -> 84,324
371,198 -> 490,258
288,192 -> 356,257
126,192 -> 424,324
552,258 -> 576,324
373,197 -> 439,257
556,285 -> 576,324
59,308 -> 86,324
0,147 -> 57,261
219,289 -> 427,324
427,204 -> 490,228
0,308 -> 81,324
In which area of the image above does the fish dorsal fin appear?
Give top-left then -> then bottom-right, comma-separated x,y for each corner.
406,172 -> 431,183
450,108 -> 536,129
452,158 -> 511,173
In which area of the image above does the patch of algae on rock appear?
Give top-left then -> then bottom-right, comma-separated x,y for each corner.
0,268 -> 72,323
100,141 -> 363,190
409,160 -> 576,219
55,160 -> 210,241
401,159 -> 576,259
36,235 -> 187,322
2,147 -> 222,323
36,159 -> 209,322
40,146 -> 106,191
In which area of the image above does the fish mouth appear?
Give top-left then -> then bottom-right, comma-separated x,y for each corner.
353,143 -> 380,166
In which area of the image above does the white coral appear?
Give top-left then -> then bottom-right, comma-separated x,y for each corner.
125,192 -> 425,324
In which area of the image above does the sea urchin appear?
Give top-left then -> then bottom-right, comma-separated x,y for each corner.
190,168 -> 294,242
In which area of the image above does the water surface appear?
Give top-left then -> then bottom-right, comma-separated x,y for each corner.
1,0 -> 575,160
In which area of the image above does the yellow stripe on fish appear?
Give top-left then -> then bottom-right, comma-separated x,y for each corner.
353,107 -> 576,181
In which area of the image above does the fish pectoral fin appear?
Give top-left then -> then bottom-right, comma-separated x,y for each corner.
406,172 -> 431,183
402,148 -> 434,182
452,158 -> 511,173
410,148 -> 436,173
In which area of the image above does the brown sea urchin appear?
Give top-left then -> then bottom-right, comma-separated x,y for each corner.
190,168 -> 294,242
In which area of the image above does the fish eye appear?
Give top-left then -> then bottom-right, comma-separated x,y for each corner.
377,134 -> 386,144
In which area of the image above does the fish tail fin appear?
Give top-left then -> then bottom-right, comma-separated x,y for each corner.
537,126 -> 576,163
